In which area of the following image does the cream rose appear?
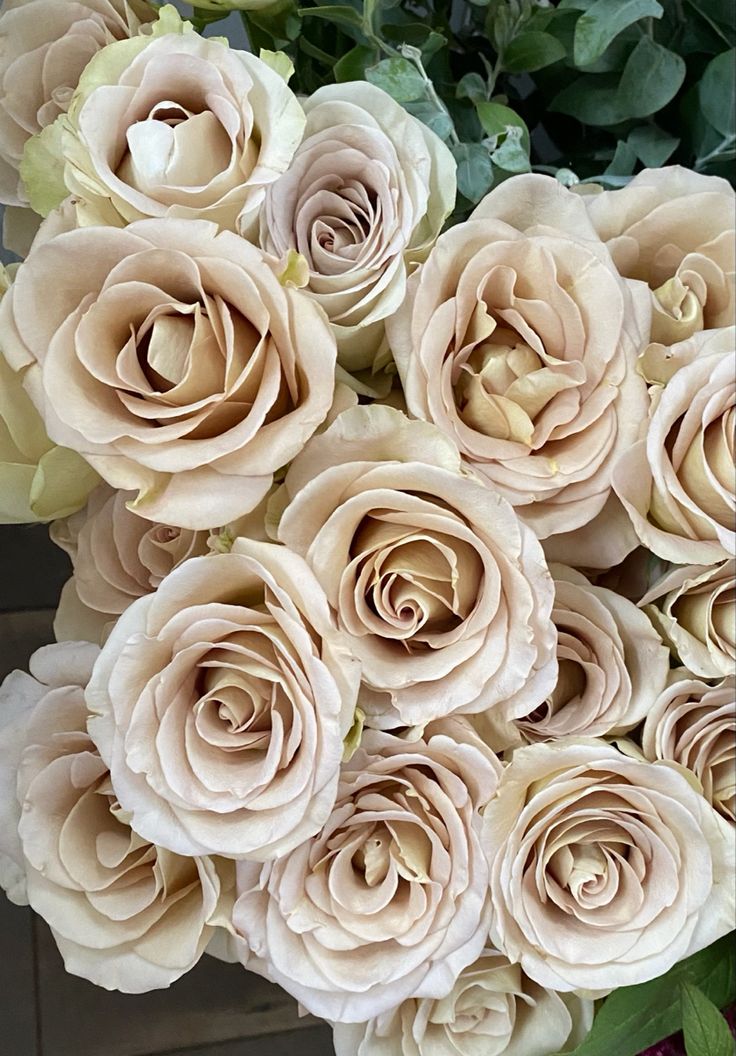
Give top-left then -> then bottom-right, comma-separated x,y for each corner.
643,675 -> 735,823
586,167 -> 735,347
483,739 -> 735,992
0,264 -> 99,523
639,560 -> 735,679
387,173 -> 650,557
51,484 -> 210,643
509,564 -> 669,744
234,722 -> 500,1022
333,949 -> 593,1056
0,642 -> 231,992
259,82 -> 455,383
0,0 -> 154,207
613,328 -> 735,564
274,404 -> 557,730
37,8 -> 305,235
0,218 -> 336,530
87,539 -> 361,860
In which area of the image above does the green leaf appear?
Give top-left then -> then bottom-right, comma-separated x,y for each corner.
405,101 -> 454,141
365,57 -> 426,102
457,72 -> 488,103
475,101 -> 531,151
573,0 -> 663,66
451,142 -> 494,204
616,37 -> 686,118
627,124 -> 680,165
504,30 -> 567,71
491,126 -> 531,172
550,73 -> 628,125
298,4 -> 362,28
681,982 -> 734,1056
333,44 -> 376,81
554,935 -> 736,1056
605,138 -> 637,174
699,50 -> 736,137
382,23 -> 446,60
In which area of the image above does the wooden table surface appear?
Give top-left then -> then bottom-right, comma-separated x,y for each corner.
0,524 -> 335,1056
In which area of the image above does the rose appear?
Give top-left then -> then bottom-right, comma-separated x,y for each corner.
387,173 -> 650,563
585,167 -> 735,347
31,7 -> 305,237
0,218 -> 336,530
0,265 -> 99,524
51,484 -> 210,642
508,564 -> 669,744
0,642 -> 231,992
483,739 -> 735,992
274,404 -> 557,730
643,675 -> 735,823
332,949 -> 593,1056
259,82 -> 455,384
639,560 -> 735,678
613,328 -> 735,564
86,539 -> 361,860
0,0 -> 154,207
233,721 -> 500,1022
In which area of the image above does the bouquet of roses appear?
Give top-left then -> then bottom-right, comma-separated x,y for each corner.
0,1 -> 733,1054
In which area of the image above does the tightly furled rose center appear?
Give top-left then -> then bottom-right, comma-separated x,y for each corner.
348,514 -> 484,645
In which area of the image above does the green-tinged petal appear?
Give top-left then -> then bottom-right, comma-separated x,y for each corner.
259,49 -> 295,83
19,120 -> 68,218
29,447 -> 100,522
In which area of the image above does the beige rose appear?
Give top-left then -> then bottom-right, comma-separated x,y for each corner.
509,564 -> 669,744
643,675 -> 735,823
0,218 -> 336,530
0,264 -> 99,524
0,642 -> 231,992
387,173 -> 650,556
234,722 -> 500,1022
332,949 -> 593,1056
639,560 -> 735,678
51,484 -> 210,643
613,328 -> 735,564
586,167 -> 735,347
87,539 -> 361,860
259,81 -> 455,384
45,9 -> 305,236
483,739 -> 735,992
0,0 -> 154,206
274,404 -> 557,730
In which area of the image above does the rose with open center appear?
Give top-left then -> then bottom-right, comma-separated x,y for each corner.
0,218 -> 336,530
234,722 -> 500,1022
86,539 -> 360,860
51,484 -> 210,642
32,9 -> 305,235
388,174 -> 650,555
585,167 -> 735,347
332,948 -> 593,1056
509,565 -> 669,744
643,675 -> 735,823
259,81 -> 455,382
640,560 -> 735,678
0,0 -> 154,207
0,642 -> 231,992
613,328 -> 735,564
483,740 -> 735,991
274,404 -> 557,730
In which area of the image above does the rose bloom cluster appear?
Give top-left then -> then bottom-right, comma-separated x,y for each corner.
0,3 -> 734,1055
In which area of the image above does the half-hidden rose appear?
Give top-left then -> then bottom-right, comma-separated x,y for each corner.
0,642 -> 232,991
